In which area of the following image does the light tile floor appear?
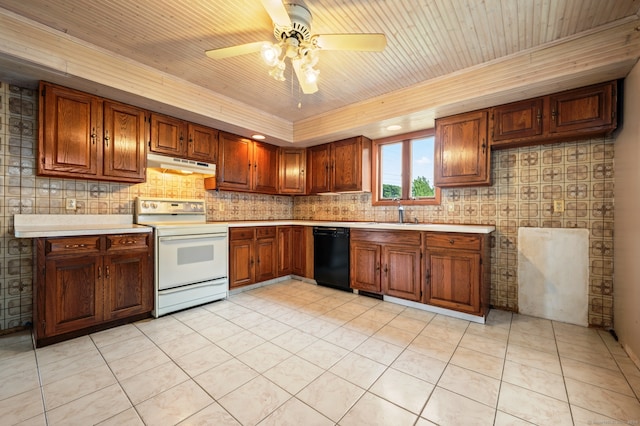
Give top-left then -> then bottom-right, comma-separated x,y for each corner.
2,279 -> 640,425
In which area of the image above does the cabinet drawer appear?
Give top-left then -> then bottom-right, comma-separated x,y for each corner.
256,226 -> 276,239
107,234 -> 150,251
425,233 -> 481,250
230,227 -> 255,240
351,229 -> 421,245
45,236 -> 101,255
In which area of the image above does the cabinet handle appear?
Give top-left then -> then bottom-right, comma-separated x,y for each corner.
250,258 -> 254,267
98,266 -> 102,279
551,109 -> 557,121
248,162 -> 252,169
91,128 -> 97,144
481,140 -> 486,154
256,257 -> 261,264
449,239 -> 455,245
383,264 -> 388,275
375,263 -> 380,271
105,266 -> 110,279
122,239 -> 137,245
64,243 -> 87,249
104,130 -> 109,147
300,168 -> 304,175
425,270 -> 431,282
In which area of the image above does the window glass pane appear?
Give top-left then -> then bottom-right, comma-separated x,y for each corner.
380,142 -> 402,199
410,136 -> 436,198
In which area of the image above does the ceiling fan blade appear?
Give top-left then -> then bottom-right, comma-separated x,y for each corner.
205,41 -> 266,59
292,58 -> 318,95
314,34 -> 387,51
260,0 -> 292,27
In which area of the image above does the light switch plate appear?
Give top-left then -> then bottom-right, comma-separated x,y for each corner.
553,199 -> 565,213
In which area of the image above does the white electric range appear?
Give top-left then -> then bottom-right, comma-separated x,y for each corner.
135,197 -> 228,317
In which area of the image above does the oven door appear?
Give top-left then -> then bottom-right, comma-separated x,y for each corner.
157,232 -> 228,290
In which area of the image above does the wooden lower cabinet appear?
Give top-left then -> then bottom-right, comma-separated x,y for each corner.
350,229 -> 422,301
229,226 -> 277,289
34,233 -> 153,347
423,232 -> 490,316
277,226 -> 293,276
382,245 -> 422,301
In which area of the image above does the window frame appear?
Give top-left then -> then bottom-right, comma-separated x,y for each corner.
372,129 -> 441,206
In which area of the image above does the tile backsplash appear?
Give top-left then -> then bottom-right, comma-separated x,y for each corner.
0,81 -> 614,332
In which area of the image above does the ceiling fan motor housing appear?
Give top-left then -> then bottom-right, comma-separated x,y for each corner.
274,3 -> 312,43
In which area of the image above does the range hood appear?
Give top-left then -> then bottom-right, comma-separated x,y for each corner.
147,153 -> 216,176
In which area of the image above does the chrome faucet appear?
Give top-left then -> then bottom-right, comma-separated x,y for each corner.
394,198 -> 404,223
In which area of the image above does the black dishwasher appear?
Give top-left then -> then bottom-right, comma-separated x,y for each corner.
313,227 -> 351,292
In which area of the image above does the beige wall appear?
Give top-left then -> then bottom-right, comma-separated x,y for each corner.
614,62 -> 640,366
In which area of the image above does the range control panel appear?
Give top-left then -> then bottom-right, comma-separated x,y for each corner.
135,197 -> 205,215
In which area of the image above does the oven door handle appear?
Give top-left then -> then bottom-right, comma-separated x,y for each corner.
158,233 -> 227,242
160,279 -> 228,294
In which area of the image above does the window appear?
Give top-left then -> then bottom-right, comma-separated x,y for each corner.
372,129 -> 441,206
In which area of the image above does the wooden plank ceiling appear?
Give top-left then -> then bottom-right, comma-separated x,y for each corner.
0,0 -> 639,143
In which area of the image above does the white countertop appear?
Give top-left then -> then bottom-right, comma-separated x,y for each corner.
222,220 -> 495,234
13,215 -> 495,238
14,214 -> 152,238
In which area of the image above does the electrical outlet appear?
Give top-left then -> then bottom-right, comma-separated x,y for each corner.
218,202 -> 224,212
65,198 -> 76,210
553,199 -> 565,213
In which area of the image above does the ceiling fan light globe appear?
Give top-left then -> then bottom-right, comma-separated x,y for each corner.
261,43 -> 281,67
303,67 -> 319,84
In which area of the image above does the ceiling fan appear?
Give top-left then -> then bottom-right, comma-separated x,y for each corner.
205,0 -> 387,94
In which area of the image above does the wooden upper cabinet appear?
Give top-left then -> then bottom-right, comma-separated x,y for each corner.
187,123 -> 218,163
218,132 -> 253,191
39,82 -> 101,177
306,144 -> 331,194
38,82 -> 146,183
332,136 -> 371,193
278,148 -> 306,194
490,98 -> 543,143
490,80 -> 618,149
150,114 -> 218,163
549,82 -> 615,135
102,101 -> 147,181
435,110 -> 490,187
217,132 -> 277,194
253,141 -> 278,194
149,113 -> 186,157
306,136 -> 371,194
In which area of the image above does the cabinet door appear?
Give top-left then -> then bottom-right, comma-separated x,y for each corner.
382,244 -> 422,302
425,249 -> 480,314
253,141 -> 278,194
291,226 -> 307,276
490,98 -> 543,145
218,132 -> 253,191
279,148 -> 306,194
350,242 -> 382,293
44,255 -> 103,337
187,123 -> 218,163
102,101 -> 147,182
150,113 -> 186,157
332,137 -> 362,192
435,110 -> 490,187
549,82 -> 615,135
104,251 -> 152,320
277,226 -> 293,276
39,82 -> 101,178
255,237 -> 277,282
306,144 -> 331,194
230,238 -> 254,288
